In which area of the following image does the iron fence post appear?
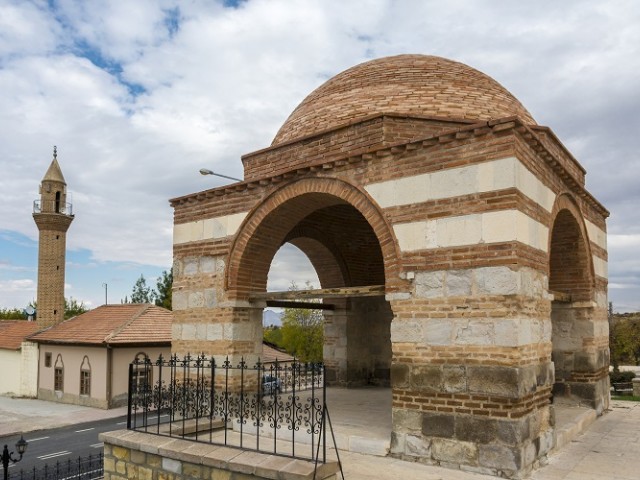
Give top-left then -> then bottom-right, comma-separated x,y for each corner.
322,363 -> 326,463
127,362 -> 133,429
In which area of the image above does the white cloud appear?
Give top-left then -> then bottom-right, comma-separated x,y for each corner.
0,279 -> 36,309
609,235 -> 640,249
0,0 -> 639,311
0,2 -> 61,57
267,244 -> 319,292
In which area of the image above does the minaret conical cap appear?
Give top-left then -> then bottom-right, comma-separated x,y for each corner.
42,146 -> 66,184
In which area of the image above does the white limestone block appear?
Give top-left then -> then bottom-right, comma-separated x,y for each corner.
430,162 -> 478,199
222,322 -> 255,341
172,290 -> 188,311
201,256 -> 216,273
482,210 -> 517,244
391,320 -> 424,343
206,323 -> 223,340
181,323 -> 196,340
394,221 -> 429,251
437,214 -> 482,247
593,255 -> 608,279
204,288 -> 217,308
173,212 -> 247,244
188,291 -> 204,308
475,266 -> 519,295
445,270 -> 473,296
424,319 -> 453,346
171,324 -> 182,339
585,219 -> 607,250
454,320 -> 494,346
184,259 -> 199,275
415,271 -> 444,298
195,323 -> 207,340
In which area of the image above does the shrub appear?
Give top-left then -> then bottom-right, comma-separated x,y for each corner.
610,370 -> 636,383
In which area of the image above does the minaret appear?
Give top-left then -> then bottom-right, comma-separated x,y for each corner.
33,147 -> 74,328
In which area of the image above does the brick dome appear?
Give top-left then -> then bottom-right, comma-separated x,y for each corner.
273,54 -> 536,145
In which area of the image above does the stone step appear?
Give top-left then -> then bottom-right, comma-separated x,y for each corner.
332,432 -> 389,457
553,405 -> 597,452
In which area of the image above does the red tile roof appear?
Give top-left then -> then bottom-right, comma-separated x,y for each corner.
28,304 -> 172,346
262,342 -> 294,363
0,321 -> 40,350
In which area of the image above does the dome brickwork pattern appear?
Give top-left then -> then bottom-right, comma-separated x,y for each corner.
273,54 -> 536,145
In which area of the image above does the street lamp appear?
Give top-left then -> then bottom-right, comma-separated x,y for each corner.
2,436 -> 28,480
199,168 -> 242,182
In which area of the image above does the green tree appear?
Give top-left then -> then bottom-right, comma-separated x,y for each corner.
0,308 -> 25,320
64,297 -> 88,319
130,274 -> 156,304
611,316 -> 640,366
155,269 -> 173,310
24,297 -> 88,320
277,282 -> 324,363
264,325 -> 283,346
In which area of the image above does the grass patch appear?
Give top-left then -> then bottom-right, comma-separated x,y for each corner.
611,395 -> 640,402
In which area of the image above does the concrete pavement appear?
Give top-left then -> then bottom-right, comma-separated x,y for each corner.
1,394 -> 639,479
336,399 -> 640,480
0,396 -> 127,438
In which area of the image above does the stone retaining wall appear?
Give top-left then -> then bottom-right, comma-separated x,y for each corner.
100,430 -> 339,480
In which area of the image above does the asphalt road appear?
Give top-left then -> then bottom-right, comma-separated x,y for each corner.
2,414 -> 127,477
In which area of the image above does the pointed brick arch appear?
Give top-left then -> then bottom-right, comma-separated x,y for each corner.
548,193 -> 595,302
225,177 -> 402,299
548,192 -> 607,408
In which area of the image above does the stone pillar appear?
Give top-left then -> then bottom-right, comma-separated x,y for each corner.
172,254 -> 262,366
389,266 -> 555,478
633,378 -> 640,397
551,300 -> 610,413
323,309 -> 348,385
346,297 -> 392,386
323,298 -> 392,387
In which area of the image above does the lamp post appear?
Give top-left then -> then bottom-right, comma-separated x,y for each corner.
199,168 -> 242,182
2,436 -> 28,480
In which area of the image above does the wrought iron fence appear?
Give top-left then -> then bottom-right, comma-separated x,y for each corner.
10,453 -> 103,480
127,354 -> 327,462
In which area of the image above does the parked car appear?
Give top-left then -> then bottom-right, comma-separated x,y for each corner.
261,375 -> 282,395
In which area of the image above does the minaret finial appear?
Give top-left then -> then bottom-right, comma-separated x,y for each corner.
53,145 -> 57,160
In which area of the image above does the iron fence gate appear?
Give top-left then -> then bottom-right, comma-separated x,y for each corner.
127,354 -> 328,462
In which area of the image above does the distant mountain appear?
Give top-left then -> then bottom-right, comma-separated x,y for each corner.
263,309 -> 282,327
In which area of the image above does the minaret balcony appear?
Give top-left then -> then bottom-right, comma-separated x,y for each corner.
33,199 -> 73,216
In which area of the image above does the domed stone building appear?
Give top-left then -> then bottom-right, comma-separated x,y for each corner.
170,55 -> 609,477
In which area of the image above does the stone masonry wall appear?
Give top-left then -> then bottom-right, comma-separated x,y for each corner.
388,266 -> 555,478
171,253 -> 262,366
171,116 -> 609,478
101,430 -> 339,480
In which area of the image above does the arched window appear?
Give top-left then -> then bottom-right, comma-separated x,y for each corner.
54,354 -> 64,392
55,191 -> 61,213
132,352 -> 152,392
80,356 -> 91,396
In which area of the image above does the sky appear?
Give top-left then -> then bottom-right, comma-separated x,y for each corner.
0,0 -> 638,313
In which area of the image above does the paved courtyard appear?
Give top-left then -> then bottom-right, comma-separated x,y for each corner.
1,392 -> 639,479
